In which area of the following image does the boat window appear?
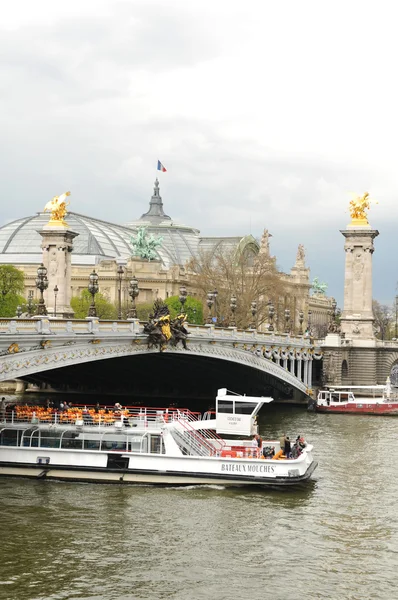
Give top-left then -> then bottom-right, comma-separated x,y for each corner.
217,401 -> 233,414
83,438 -> 101,450
331,393 -> 339,403
60,432 -> 83,449
100,434 -> 127,452
39,431 -> 62,449
150,435 -> 163,454
340,393 -> 348,401
0,428 -> 19,447
234,401 -> 258,415
129,435 -> 145,453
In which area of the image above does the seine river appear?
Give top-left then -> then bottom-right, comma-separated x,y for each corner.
1,407 -> 397,600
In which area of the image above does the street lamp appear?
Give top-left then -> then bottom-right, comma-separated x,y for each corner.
87,270 -> 99,317
268,301 -> 275,332
298,310 -> 304,335
27,290 -> 34,317
307,310 -> 312,336
250,301 -> 257,329
53,285 -> 59,318
117,265 -> 124,320
179,284 -> 188,314
213,289 -> 218,323
284,308 -> 290,333
35,263 -> 49,316
206,292 -> 214,324
128,275 -> 139,319
230,294 -> 237,327
16,305 -> 22,318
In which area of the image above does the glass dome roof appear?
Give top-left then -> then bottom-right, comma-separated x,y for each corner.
0,181 -> 201,268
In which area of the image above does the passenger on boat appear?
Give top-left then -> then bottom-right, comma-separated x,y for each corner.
252,435 -> 259,457
114,402 -> 123,411
262,446 -> 275,459
257,434 -> 263,450
284,436 -> 291,458
0,397 -> 6,420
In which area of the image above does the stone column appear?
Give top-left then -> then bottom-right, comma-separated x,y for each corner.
340,226 -> 379,341
39,224 -> 79,318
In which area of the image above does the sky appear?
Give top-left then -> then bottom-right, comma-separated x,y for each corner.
1,0 -> 397,306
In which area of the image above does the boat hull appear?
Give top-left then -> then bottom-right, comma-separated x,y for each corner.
316,403 -> 398,415
0,460 -> 317,486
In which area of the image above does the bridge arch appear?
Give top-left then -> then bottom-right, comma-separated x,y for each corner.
0,340 -> 309,397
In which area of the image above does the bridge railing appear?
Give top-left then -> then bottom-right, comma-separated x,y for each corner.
0,318 -> 314,346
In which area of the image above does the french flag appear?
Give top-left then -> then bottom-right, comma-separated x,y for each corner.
157,160 -> 167,172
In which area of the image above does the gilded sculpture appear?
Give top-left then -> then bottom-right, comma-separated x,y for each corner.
44,191 -> 71,226
349,192 -> 375,225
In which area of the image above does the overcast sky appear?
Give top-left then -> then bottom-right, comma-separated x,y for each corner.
1,0 -> 397,305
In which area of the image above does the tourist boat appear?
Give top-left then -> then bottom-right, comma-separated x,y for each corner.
0,389 -> 317,487
315,379 -> 398,415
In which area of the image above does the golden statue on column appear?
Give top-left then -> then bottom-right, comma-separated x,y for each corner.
348,192 -> 376,226
44,191 -> 71,226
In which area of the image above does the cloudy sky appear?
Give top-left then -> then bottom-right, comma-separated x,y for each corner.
1,0 -> 397,305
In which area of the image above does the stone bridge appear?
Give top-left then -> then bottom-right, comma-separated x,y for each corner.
0,318 -> 322,397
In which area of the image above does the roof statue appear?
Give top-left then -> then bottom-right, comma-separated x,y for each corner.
349,192 -> 376,226
311,276 -> 327,295
260,229 -> 271,255
295,243 -> 306,266
130,226 -> 163,261
43,191 -> 71,226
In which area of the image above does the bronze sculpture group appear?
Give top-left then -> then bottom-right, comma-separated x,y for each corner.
144,299 -> 189,351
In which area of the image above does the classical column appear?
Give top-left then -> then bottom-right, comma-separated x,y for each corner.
39,224 -> 78,318
340,226 -> 378,340
307,358 -> 313,388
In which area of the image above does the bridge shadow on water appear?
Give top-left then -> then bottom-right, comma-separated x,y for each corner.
20,352 -> 309,412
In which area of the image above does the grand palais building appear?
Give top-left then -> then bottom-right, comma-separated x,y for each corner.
0,179 -> 332,334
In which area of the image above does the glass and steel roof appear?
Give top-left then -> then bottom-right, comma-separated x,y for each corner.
0,181 -> 253,268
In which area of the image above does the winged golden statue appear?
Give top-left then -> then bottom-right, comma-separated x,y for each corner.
44,191 -> 71,225
349,192 -> 375,226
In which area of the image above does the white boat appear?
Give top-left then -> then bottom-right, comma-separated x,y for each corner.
0,389 -> 317,487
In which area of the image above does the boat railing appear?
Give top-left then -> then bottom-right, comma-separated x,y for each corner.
173,418 -> 225,456
1,406 -> 203,428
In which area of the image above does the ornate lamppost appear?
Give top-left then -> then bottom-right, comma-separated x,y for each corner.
307,310 -> 312,336
298,309 -> 304,335
213,289 -> 218,323
179,284 -> 187,314
206,292 -> 214,324
27,290 -> 34,317
117,265 -> 124,320
230,294 -> 237,327
284,308 -> 290,333
53,285 -> 59,317
35,263 -> 49,316
88,270 -> 99,317
16,305 -> 22,318
250,301 -> 257,329
128,275 -> 139,319
268,301 -> 275,332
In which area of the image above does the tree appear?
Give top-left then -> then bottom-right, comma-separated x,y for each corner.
372,300 -> 393,340
187,244 -> 284,328
165,295 -> 203,324
0,265 -> 25,317
71,289 -> 117,320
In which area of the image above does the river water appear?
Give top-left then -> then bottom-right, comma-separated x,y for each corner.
1,407 -> 397,600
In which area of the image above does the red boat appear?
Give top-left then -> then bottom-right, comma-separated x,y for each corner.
315,382 -> 398,415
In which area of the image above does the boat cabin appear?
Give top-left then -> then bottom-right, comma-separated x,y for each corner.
215,388 -> 273,436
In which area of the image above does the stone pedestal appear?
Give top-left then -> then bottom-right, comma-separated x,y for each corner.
39,225 -> 79,318
340,226 -> 379,341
